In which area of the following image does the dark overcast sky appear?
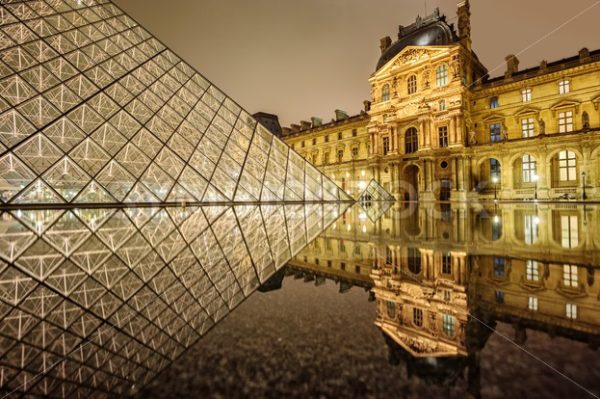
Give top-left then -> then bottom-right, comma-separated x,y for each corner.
113,0 -> 600,127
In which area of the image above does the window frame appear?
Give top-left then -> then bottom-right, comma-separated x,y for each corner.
407,75 -> 418,95
490,123 -> 502,143
522,88 -> 532,102
559,79 -> 570,94
558,150 -> 577,181
521,117 -> 535,138
381,84 -> 390,102
438,125 -> 449,148
405,127 -> 418,154
436,64 -> 449,86
522,154 -> 537,183
558,110 -> 574,133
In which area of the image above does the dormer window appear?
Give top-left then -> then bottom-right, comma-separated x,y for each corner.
559,79 -> 570,94
407,75 -> 417,94
381,84 -> 390,102
436,64 -> 448,86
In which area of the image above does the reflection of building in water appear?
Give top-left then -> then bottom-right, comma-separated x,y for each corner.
288,203 -> 600,388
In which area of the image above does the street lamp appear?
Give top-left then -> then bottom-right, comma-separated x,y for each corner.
582,171 -> 587,200
532,173 -> 538,201
492,176 -> 499,201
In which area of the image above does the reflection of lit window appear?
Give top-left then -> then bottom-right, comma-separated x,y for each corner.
494,257 -> 505,277
383,137 -> 390,155
442,314 -> 454,336
566,303 -> 577,319
408,248 -> 421,274
385,246 -> 393,265
563,264 -> 578,287
561,215 -> 578,248
495,290 -> 505,303
526,260 -> 539,281
413,308 -> 423,326
386,301 -> 396,319
524,214 -> 538,245
528,296 -> 538,311
442,252 -> 452,274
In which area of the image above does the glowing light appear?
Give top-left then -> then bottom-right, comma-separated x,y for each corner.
492,176 -> 499,184
532,174 -> 538,183
358,181 -> 367,190
493,215 -> 500,224
346,224 -> 351,231
362,225 -> 367,233
358,212 -> 367,220
361,170 -> 366,177
533,216 -> 540,225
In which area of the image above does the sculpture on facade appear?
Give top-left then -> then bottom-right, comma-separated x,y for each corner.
468,130 -> 477,145
538,118 -> 546,134
582,111 -> 590,130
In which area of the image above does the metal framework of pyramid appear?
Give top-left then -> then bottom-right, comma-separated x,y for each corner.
0,0 -> 352,207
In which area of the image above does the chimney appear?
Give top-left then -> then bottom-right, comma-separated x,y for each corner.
504,54 -> 519,78
311,117 -> 323,127
334,110 -> 349,121
290,124 -> 301,133
363,100 -> 371,112
579,47 -> 590,62
380,36 -> 392,54
282,127 -> 292,136
457,0 -> 471,50
300,120 -> 311,130
539,60 -> 548,73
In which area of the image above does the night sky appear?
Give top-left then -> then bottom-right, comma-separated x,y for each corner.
113,0 -> 600,127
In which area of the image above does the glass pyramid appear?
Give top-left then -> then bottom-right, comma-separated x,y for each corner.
358,179 -> 395,203
0,0 -> 352,206
0,202 -> 348,397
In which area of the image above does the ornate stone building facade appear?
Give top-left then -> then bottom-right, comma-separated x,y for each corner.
283,1 -> 600,201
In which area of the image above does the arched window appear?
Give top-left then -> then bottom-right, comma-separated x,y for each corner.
405,127 -> 418,154
407,247 -> 421,274
407,75 -> 417,94
381,84 -> 390,102
436,64 -> 448,86
522,154 -> 537,183
558,150 -> 577,181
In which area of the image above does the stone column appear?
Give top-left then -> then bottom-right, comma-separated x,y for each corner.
457,157 -> 465,191
451,157 -> 458,191
419,120 -> 425,149
450,115 -> 457,144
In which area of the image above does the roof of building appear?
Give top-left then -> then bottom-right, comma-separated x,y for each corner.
376,8 -> 459,71
282,112 -> 369,139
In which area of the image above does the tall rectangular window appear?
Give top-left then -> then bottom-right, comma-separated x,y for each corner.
322,152 -> 329,165
558,111 -> 574,133
325,135 -> 329,143
351,147 -> 359,158
494,257 -> 505,277
490,123 -> 502,143
522,155 -> 537,183
439,126 -> 449,148
490,96 -> 499,109
413,308 -> 423,326
522,88 -> 532,102
439,99 -> 446,111
337,149 -> 344,163
352,128 -> 357,137
436,64 -> 448,86
528,296 -> 539,311
561,216 -> 579,248
558,150 -> 577,181
338,131 -> 343,140
490,159 -> 501,181
495,290 -> 505,303
442,314 -> 454,337
521,117 -> 535,137
382,137 -> 390,155
559,80 -> 570,94
442,252 -> 452,274
526,260 -> 539,281
385,246 -> 393,265
566,303 -> 577,319
563,264 -> 578,287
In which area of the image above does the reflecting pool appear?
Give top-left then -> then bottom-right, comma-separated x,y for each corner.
140,201 -> 600,399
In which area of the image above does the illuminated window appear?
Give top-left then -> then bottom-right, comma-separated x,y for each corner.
563,264 -> 578,287
490,123 -> 502,143
382,137 -> 390,155
436,64 -> 448,86
385,246 -> 393,265
405,127 -> 418,154
521,117 -> 535,137
558,150 -> 577,181
558,111 -> 573,133
522,154 -> 537,183
522,88 -> 532,102
439,126 -> 449,148
442,314 -> 454,336
559,80 -> 570,94
566,303 -> 577,319
382,84 -> 390,101
561,216 -> 579,248
528,296 -> 538,311
442,252 -> 452,274
407,75 -> 417,94
490,158 -> 501,181
526,260 -> 539,281
413,308 -> 423,326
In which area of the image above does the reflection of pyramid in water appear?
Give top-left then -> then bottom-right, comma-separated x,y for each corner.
0,202 -> 349,397
358,179 -> 395,202
0,0 -> 351,205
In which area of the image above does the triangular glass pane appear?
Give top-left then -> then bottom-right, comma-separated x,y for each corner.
13,179 -> 65,205
42,157 -> 90,202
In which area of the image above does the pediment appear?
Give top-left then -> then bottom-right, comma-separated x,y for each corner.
373,45 -> 453,78
592,94 -> 600,110
514,106 -> 541,117
482,112 -> 505,122
550,99 -> 581,112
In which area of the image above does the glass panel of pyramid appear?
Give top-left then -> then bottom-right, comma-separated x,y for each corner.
358,179 -> 395,203
0,202 -> 349,397
0,0 -> 352,205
